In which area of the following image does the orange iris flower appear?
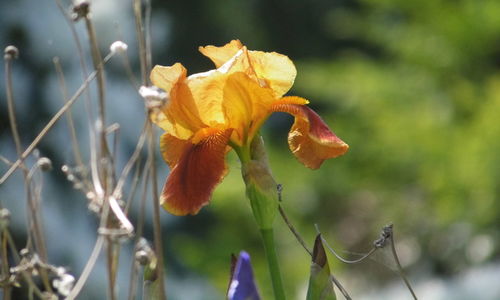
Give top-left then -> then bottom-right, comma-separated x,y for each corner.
149,40 -> 348,216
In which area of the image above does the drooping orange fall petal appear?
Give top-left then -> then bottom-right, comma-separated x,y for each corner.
199,40 -> 243,68
271,100 -> 349,169
161,128 -> 233,216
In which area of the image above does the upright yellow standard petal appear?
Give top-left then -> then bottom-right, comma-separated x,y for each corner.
150,63 -> 186,93
199,39 -> 243,68
199,41 -> 297,97
248,50 -> 297,97
186,70 -> 227,127
222,72 -> 275,145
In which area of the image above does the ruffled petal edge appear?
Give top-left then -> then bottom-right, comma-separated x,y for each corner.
272,99 -> 349,169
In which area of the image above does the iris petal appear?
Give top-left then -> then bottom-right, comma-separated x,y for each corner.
150,63 -> 186,93
227,251 -> 260,300
223,72 -> 275,145
271,101 -> 349,169
199,40 -> 244,68
150,63 -> 206,139
199,41 -> 296,97
248,50 -> 297,97
161,128 -> 233,216
159,133 -> 190,168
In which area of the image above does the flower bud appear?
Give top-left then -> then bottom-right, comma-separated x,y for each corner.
241,137 -> 278,230
110,41 -> 128,54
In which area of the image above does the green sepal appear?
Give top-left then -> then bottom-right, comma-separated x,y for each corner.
241,137 -> 279,230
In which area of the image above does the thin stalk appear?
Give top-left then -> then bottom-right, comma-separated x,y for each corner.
120,50 -> 140,89
136,0 -> 164,296
0,52 -> 115,185
278,204 -> 311,256
108,124 -> 121,168
0,155 -> 28,172
127,160 -> 151,300
106,240 -> 119,300
82,3 -> 115,199
124,155 -> 144,214
4,47 -> 30,220
4,47 -> 23,158
260,229 -> 286,300
65,236 -> 104,300
113,120 -> 148,199
103,222 -> 118,300
147,123 -> 166,299
144,0 -> 153,74
53,0 -> 95,118
133,0 -> 148,84
319,229 -> 377,264
25,164 -> 52,291
3,47 -> 21,300
53,57 -> 84,168
5,46 -> 53,293
53,0 -> 95,189
279,203 -> 353,299
389,231 -> 418,300
83,7 -> 127,296
1,230 -> 11,300
4,231 -> 45,299
66,184 -> 112,300
329,275 -> 351,300
84,12 -> 106,129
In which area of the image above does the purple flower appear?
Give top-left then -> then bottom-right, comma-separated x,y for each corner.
228,251 -> 260,300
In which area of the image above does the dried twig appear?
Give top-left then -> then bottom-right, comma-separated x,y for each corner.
277,185 -> 312,256
147,122 -> 167,299
53,57 -> 85,169
0,52 -> 115,185
277,184 -> 351,299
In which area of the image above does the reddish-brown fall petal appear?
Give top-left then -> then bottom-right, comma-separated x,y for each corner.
161,128 -> 233,216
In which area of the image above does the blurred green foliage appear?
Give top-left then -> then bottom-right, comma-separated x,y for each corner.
157,0 -> 500,298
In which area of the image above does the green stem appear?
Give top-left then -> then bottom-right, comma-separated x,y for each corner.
229,141 -> 252,164
260,228 -> 286,300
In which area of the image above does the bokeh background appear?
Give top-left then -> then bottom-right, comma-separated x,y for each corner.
1,0 -> 500,299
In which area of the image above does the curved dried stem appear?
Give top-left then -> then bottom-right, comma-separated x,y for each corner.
53,57 -> 85,169
5,46 -> 54,294
388,226 -> 418,300
65,235 -> 105,300
147,122 -> 167,299
316,224 -> 378,264
0,52 -> 115,185
113,120 -> 148,199
127,154 -> 152,300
